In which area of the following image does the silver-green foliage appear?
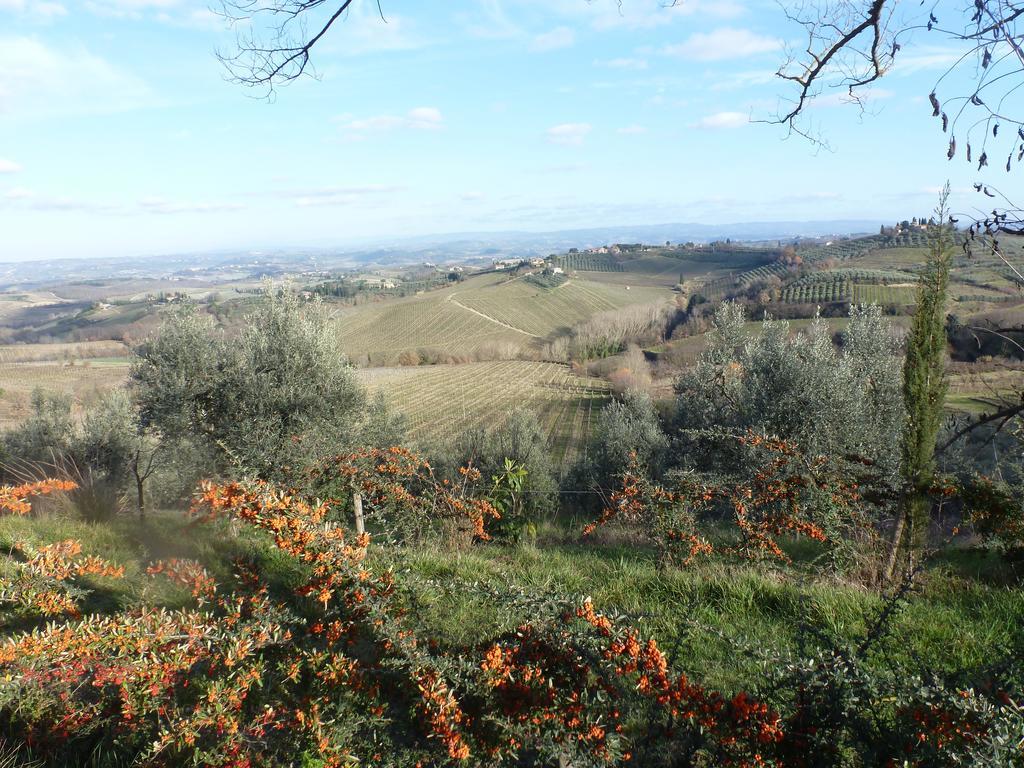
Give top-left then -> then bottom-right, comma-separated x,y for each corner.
675,302 -> 905,477
588,389 -> 669,483
131,288 -> 369,481
2,390 -> 76,468
441,407 -> 558,524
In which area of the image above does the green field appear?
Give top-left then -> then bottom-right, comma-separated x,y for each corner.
452,274 -> 666,336
0,353 -> 611,470
359,360 -> 610,471
850,283 -> 918,305
762,236 -> 1024,319
335,289 -> 529,363
335,272 -> 672,363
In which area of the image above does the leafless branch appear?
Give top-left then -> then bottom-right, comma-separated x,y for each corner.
217,0 -> 365,95
771,0 -> 1024,172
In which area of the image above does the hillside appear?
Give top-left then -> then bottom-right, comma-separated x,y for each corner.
695,230 -> 1024,316
2,230 -> 1022,459
334,270 -> 673,364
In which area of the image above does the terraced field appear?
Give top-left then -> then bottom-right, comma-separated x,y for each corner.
334,272 -> 671,363
452,276 -> 667,337
359,361 -> 611,472
0,359 -> 131,427
0,340 -> 129,363
0,341 -> 133,426
850,284 -> 918,305
335,292 -> 529,364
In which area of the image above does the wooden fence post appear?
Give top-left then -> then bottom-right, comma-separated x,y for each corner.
353,491 -> 365,535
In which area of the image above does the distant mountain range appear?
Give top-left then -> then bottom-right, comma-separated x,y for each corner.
1,220 -> 884,288
364,220 -> 884,253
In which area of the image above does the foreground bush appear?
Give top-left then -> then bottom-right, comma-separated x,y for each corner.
0,468 -> 1020,767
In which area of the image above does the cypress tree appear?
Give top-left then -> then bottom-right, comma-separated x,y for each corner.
885,185 -> 952,578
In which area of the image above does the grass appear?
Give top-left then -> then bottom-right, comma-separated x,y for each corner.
0,511 -> 306,629
947,367 -> 1024,414
850,283 -> 918,305
3,510 -> 1018,696
390,527 -> 1023,691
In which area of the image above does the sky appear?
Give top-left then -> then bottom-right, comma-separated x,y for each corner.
0,0 -> 1014,261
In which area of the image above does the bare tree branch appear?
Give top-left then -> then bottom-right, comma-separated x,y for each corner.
217,0 -> 361,95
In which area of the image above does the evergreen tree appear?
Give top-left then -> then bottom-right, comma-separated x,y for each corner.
886,186 -> 953,577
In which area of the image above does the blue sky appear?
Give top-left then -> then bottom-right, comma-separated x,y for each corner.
0,0 -> 1006,261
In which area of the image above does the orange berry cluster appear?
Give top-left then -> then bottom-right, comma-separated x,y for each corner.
0,479 -> 77,516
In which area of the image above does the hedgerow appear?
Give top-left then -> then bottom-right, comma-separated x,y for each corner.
0,469 -> 1020,767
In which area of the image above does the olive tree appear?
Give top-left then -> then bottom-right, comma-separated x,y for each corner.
2,389 -> 77,470
585,389 -> 668,488
674,302 -> 905,479
439,408 -> 558,529
80,391 -> 163,519
132,288 -> 367,482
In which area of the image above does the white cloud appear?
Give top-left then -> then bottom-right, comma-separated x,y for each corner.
777,191 -> 842,204
693,111 -> 748,129
617,125 -> 647,135
320,5 -> 425,56
478,0 -> 743,33
338,107 -> 443,136
32,1 -> 64,15
407,106 -> 444,128
532,26 -> 575,51
457,0 -> 522,40
21,195 -> 121,213
2,188 -> 241,215
545,122 -> 591,146
343,115 -> 405,132
0,0 -> 67,17
138,197 -> 245,215
711,69 -> 776,91
162,8 -> 229,30
460,191 -> 485,202
0,158 -> 22,173
601,57 -> 648,70
536,162 -> 587,174
664,0 -> 745,19
663,27 -> 781,61
284,184 -> 402,207
892,46 -> 968,76
81,0 -> 233,28
83,0 -> 182,18
582,0 -> 743,30
0,37 -> 155,119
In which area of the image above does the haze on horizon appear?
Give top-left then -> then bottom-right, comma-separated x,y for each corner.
0,0 -> 988,262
